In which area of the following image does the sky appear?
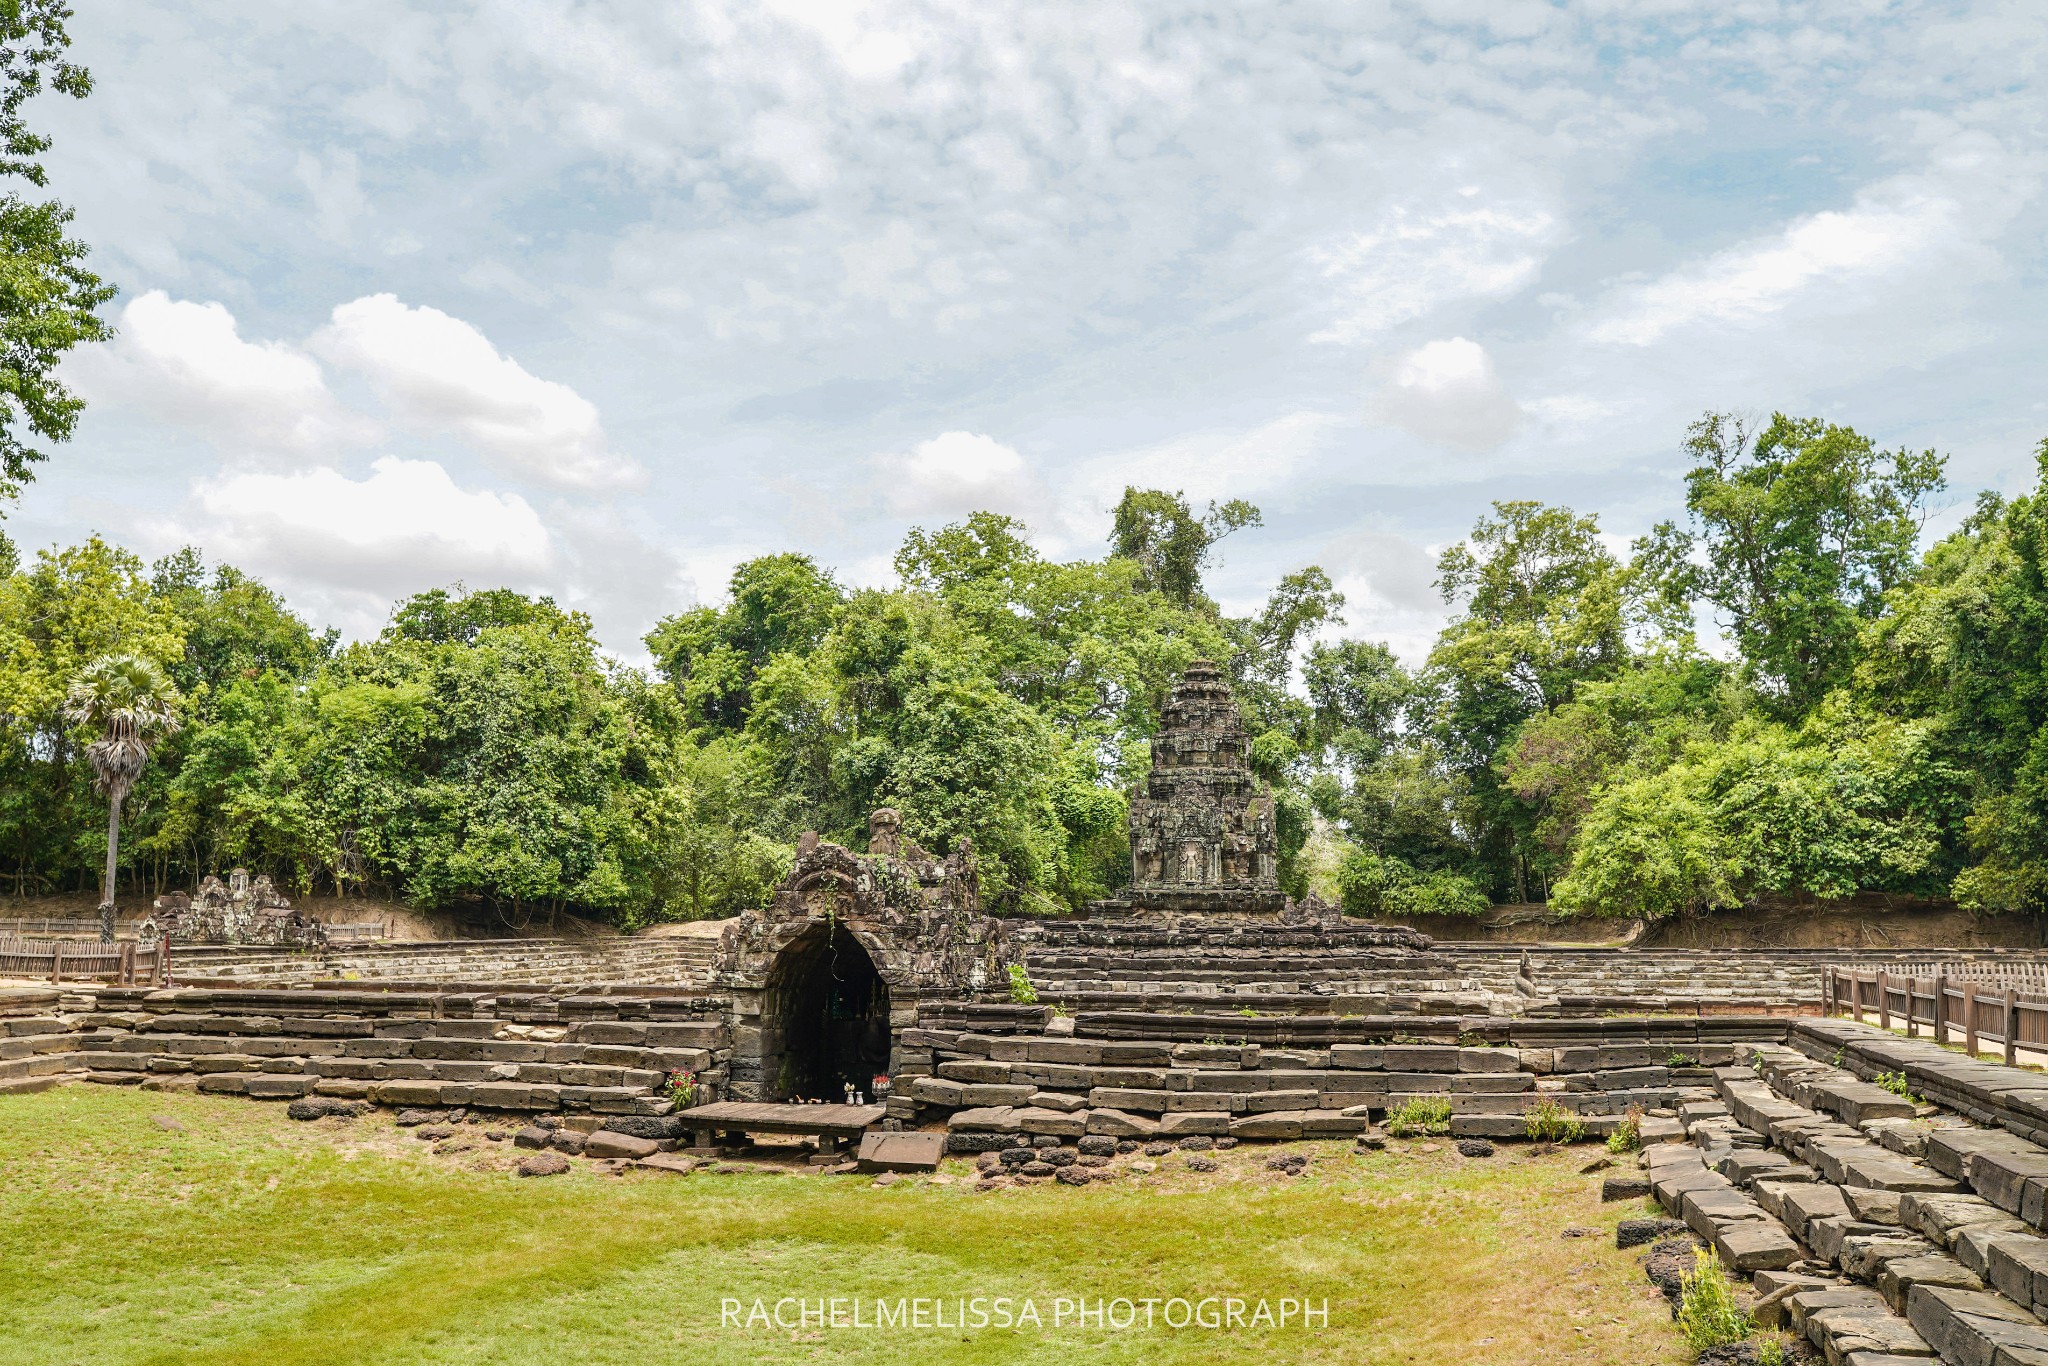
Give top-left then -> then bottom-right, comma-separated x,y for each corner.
7,1 -> 2047,663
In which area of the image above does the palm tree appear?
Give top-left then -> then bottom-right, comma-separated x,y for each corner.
63,654 -> 181,942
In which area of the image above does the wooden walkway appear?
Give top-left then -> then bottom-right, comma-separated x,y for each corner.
681,1101 -> 886,1150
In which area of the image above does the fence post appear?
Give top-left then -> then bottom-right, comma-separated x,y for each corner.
50,942 -> 63,983
1824,966 -> 1835,1018
1878,970 -> 1891,1030
1907,977 -> 1919,1038
2007,989 -> 2021,1067
1851,972 -> 1864,1023
118,941 -> 133,986
1966,981 -> 1980,1057
1935,974 -> 1949,1044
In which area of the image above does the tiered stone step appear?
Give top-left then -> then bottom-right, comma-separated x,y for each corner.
1433,947 -> 2048,1018
168,933 -> 721,987
1649,1026 -> 2048,1363
19,986 -> 731,1116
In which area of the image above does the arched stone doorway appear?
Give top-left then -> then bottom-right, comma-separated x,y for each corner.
764,920 -> 891,1101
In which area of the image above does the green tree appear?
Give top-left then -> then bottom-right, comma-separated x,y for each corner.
1427,500 -> 1635,900
62,653 -> 180,938
1655,411 -> 1946,715
1108,487 -> 1261,610
0,1 -> 115,504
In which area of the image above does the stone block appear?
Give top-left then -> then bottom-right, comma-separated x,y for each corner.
1972,1150 -> 2048,1218
959,1084 -> 1035,1108
909,1077 -> 967,1107
1330,1045 -> 1384,1071
1229,1112 -> 1303,1140
584,1131 -> 659,1159
1906,1284 -> 2048,1366
1013,1107 -> 1087,1138
1457,1048 -> 1518,1073
1089,1087 -> 1171,1114
1157,1112 -> 1232,1137
1987,1236 -> 2048,1314
1382,1046 -> 1457,1073
946,1106 -> 1019,1133
1714,1219 -> 1800,1273
1084,1109 -> 1158,1138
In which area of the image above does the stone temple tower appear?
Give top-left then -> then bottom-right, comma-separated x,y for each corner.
1126,660 -> 1285,914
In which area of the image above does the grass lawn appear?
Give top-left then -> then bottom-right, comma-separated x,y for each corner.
0,1089 -> 1687,1365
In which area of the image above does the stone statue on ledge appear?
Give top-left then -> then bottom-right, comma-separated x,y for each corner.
138,868 -> 328,949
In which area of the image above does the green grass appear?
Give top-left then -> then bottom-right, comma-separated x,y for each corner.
0,1089 -> 1684,1365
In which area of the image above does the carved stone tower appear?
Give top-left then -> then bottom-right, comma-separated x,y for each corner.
1126,660 -> 1285,914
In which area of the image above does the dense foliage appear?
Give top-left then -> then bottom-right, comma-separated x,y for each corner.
11,417 -> 2048,926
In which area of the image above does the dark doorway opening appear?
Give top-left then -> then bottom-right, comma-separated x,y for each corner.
767,921 -> 891,1102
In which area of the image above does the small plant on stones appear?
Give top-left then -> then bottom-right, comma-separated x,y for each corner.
1384,1096 -> 1451,1138
1522,1095 -> 1584,1145
1236,1006 -> 1260,1017
1875,1070 -> 1922,1102
1830,1046 -> 1847,1069
1754,1333 -> 1792,1366
1675,1248 -> 1754,1354
1665,1051 -> 1696,1068
663,1069 -> 697,1109
1605,1105 -> 1644,1156
1007,963 -> 1039,1005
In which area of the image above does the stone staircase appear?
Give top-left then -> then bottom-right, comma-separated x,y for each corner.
166,933 -> 722,987
1639,1016 -> 2048,1363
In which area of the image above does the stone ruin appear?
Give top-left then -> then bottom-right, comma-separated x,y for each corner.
140,869 -> 328,949
710,809 -> 1010,1100
1124,658 -> 1287,915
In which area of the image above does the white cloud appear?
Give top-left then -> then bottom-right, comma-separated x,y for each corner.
311,294 -> 644,491
68,290 -> 376,454
1590,134 -> 2030,347
190,457 -> 554,610
1369,337 -> 1523,451
1311,197 -> 1559,346
875,430 -> 1042,521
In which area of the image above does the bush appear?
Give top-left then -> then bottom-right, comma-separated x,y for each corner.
1675,1249 -> 1753,1354
1384,1095 -> 1451,1138
1522,1095 -> 1584,1144
1336,849 -> 1490,918
1006,963 -> 1038,1005
1605,1106 -> 1643,1155
1876,1070 -> 1921,1102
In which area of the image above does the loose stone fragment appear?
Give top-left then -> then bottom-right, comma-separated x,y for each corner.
517,1152 -> 570,1178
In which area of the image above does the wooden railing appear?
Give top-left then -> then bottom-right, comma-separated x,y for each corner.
1824,965 -> 2048,1066
0,936 -> 165,985
321,922 -> 387,942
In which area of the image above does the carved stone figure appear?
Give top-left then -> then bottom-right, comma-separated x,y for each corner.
868,808 -> 903,858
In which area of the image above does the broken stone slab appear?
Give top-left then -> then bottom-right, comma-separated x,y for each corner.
856,1131 -> 945,1175
1875,1252 -> 1985,1316
635,1152 -> 698,1176
583,1131 -> 659,1160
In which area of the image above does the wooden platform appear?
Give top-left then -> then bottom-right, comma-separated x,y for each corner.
682,1101 -> 886,1149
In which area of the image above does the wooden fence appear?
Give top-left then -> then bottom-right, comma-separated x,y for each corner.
0,917 -> 119,939
1825,965 -> 2048,1066
322,922 -> 387,942
0,936 -> 165,985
